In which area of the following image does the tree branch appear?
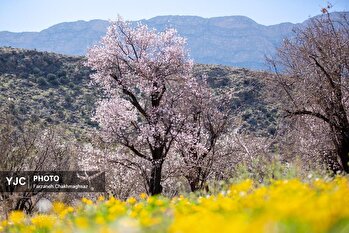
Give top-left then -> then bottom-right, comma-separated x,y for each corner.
110,74 -> 148,118
309,55 -> 335,89
121,142 -> 151,162
285,109 -> 331,125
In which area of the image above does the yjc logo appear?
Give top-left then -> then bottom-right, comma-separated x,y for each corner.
6,176 -> 26,186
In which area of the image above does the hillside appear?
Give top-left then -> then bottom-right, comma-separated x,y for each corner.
0,47 -> 278,136
0,47 -> 96,136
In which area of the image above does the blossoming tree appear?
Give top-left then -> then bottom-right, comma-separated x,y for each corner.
86,18 -> 195,195
174,79 -> 231,191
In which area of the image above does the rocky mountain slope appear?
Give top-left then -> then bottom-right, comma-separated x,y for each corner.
0,47 -> 278,137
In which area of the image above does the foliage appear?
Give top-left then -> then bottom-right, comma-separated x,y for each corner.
1,177 -> 349,233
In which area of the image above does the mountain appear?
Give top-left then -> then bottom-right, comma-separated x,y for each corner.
142,16 -> 295,70
0,20 -> 109,56
0,15 -> 299,70
1,12 -> 347,70
0,47 -> 278,137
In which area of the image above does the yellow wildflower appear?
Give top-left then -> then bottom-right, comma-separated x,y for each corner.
31,214 -> 56,229
126,197 -> 137,205
96,215 -> 106,225
139,193 -> 148,200
75,216 -> 89,229
81,197 -> 93,205
8,210 -> 25,225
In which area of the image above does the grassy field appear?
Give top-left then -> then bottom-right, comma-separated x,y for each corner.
1,177 -> 349,233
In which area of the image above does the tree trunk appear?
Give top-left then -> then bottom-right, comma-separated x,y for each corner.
331,106 -> 349,173
186,167 -> 202,192
335,130 -> 349,173
149,160 -> 163,195
187,175 -> 200,192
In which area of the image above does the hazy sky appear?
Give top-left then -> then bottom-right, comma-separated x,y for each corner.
0,0 -> 348,32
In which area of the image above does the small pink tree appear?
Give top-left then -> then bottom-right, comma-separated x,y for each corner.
86,18 -> 194,195
174,79 -> 231,191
